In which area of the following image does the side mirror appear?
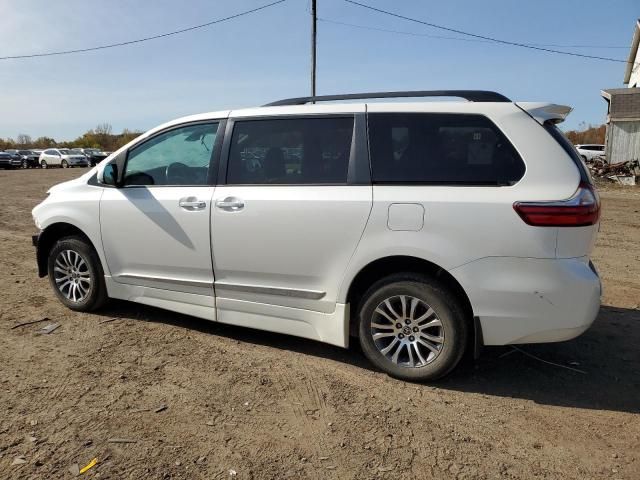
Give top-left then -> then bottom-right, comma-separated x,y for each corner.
99,163 -> 119,186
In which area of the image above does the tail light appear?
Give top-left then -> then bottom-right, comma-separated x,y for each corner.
513,182 -> 600,227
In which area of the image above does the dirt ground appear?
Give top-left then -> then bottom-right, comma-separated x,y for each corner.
0,168 -> 638,480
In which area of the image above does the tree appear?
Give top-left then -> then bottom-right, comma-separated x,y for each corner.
32,136 -> 57,148
564,124 -> 606,145
2,124 -> 142,151
16,133 -> 32,146
0,138 -> 16,150
94,123 -> 113,136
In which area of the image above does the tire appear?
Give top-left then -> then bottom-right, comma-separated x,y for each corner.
22,159 -> 28,169
357,274 -> 468,382
61,160 -> 69,168
47,236 -> 108,312
41,160 -> 47,169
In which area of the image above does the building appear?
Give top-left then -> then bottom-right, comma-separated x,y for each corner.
624,19 -> 640,88
600,19 -> 640,164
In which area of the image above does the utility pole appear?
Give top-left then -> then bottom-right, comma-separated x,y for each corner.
311,0 -> 317,100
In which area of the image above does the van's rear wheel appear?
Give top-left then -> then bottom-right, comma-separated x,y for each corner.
47,236 -> 107,311
358,274 -> 468,381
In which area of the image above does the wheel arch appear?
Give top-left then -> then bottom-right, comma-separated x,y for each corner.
344,255 -> 479,354
36,222 -> 100,277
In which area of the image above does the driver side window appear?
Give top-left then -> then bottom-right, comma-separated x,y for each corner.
123,122 -> 219,186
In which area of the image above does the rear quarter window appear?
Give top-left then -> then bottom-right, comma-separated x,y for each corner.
368,113 -> 525,185
543,123 -> 592,185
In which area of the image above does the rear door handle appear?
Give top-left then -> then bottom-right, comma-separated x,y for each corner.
216,197 -> 245,211
179,197 -> 206,211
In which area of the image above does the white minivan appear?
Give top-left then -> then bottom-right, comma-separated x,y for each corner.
31,91 -> 601,380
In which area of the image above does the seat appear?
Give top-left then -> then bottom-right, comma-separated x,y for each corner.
263,147 -> 286,182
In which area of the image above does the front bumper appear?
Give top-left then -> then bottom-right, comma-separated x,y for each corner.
450,256 -> 601,345
0,159 -> 19,167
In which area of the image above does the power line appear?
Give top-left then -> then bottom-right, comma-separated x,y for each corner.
319,17 -> 628,50
0,0 -> 287,61
344,0 -> 633,65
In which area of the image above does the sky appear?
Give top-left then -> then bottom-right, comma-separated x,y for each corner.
0,0 -> 637,140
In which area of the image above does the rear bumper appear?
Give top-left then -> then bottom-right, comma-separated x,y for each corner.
450,256 -> 601,345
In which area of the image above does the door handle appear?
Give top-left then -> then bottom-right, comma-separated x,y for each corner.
179,197 -> 206,211
216,197 -> 245,211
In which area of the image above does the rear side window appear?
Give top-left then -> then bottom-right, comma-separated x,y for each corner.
226,117 -> 353,185
368,113 -> 525,185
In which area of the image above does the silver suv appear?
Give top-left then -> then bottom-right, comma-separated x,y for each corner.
32,90 -> 601,381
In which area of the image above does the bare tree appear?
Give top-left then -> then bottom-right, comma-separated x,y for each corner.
16,133 -> 32,146
94,123 -> 113,136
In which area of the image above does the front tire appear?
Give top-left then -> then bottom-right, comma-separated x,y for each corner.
41,160 -> 48,169
47,236 -> 108,311
61,160 -> 69,168
357,274 -> 468,381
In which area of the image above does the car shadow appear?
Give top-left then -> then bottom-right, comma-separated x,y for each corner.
95,302 -> 640,414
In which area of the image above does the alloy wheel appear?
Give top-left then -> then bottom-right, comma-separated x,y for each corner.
370,295 -> 444,368
53,249 -> 92,303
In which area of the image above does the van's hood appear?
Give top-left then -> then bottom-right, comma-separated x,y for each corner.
46,170 -> 94,194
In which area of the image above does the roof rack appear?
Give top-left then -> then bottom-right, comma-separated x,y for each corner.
264,90 -> 511,106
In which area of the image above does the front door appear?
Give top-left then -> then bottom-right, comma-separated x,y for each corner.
100,121 -> 222,314
211,115 -> 372,324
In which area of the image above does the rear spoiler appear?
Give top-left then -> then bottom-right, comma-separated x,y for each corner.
515,102 -> 572,125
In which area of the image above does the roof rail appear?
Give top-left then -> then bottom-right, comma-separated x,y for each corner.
264,90 -> 511,106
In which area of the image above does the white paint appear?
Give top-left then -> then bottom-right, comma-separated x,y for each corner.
33,98 -> 602,357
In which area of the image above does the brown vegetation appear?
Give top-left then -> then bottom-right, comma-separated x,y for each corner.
564,123 -> 606,145
0,123 -> 142,152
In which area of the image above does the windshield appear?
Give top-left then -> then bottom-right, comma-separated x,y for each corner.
58,149 -> 70,154
19,150 -> 32,155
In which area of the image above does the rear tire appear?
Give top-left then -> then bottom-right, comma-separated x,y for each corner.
61,160 -> 68,168
357,273 -> 468,381
41,160 -> 47,169
47,236 -> 108,312
22,159 -> 28,169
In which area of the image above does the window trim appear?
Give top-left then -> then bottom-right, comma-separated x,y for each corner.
120,119 -> 226,188
219,114 -> 368,187
366,112 -> 526,187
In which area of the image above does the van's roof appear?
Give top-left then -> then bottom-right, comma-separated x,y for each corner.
150,90 -> 571,135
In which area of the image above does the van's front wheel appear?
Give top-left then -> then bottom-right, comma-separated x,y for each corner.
358,274 -> 468,381
47,236 -> 108,311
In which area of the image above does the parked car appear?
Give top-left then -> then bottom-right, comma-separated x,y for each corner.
575,144 -> 605,162
68,148 -> 109,167
0,151 -> 22,169
31,90 -> 601,381
85,148 -> 110,166
5,149 -> 41,168
39,148 -> 89,168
